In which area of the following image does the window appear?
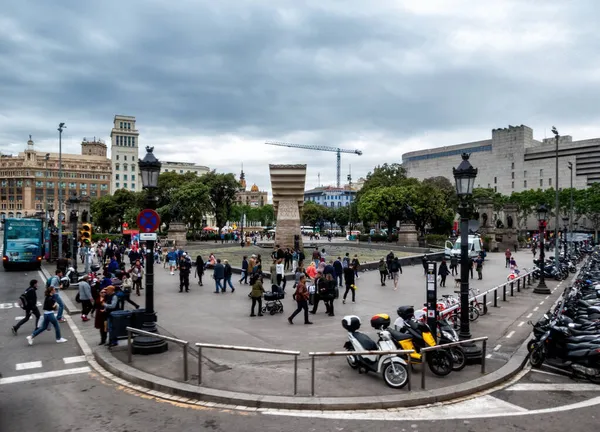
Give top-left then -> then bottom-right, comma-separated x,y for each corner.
511,181 -> 514,189
123,183 -> 127,189
120,121 -> 123,129
90,183 -> 97,189
124,175 -> 128,181
69,183 -> 76,189
131,164 -> 135,172
494,186 -> 497,192
511,162 -> 515,170
487,183 -> 490,188
124,155 -> 127,161
80,183 -> 87,189
404,144 -> 492,162
35,181 -> 43,187
115,174 -> 120,180
131,183 -> 135,189
116,164 -> 120,171
46,182 -> 54,188
511,172 -> 514,179
180,170 -> 183,173
540,179 -> 543,187
127,137 -> 131,146
116,155 -> 119,161
132,137 -> 135,145
524,180 -> 527,188
100,184 -> 108,190
131,175 -> 135,181
549,178 -> 552,186
524,170 -> 527,178
116,182 -> 120,188
494,177 -> 497,184
540,169 -> 543,176
128,122 -> 131,129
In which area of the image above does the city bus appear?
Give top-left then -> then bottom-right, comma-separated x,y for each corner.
2,218 -> 43,270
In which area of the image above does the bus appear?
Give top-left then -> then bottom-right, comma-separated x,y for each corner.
2,218 -> 43,270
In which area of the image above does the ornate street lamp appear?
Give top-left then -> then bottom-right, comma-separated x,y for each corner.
133,147 -> 167,354
453,153 -> 477,343
534,204 -> 551,294
68,193 -> 80,281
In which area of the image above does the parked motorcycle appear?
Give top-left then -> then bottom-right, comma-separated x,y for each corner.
343,314 -> 410,389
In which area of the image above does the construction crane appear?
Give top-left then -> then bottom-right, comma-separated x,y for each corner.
265,141 -> 362,188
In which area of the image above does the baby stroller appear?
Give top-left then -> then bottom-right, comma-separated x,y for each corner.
262,284 -> 285,315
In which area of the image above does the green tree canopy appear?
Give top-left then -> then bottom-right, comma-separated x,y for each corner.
199,171 -> 240,231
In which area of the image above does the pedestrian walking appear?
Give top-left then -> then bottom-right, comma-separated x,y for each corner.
450,255 -> 458,276
476,256 -> 484,280
390,256 -> 402,290
378,258 -> 388,286
249,273 -> 264,317
95,287 -> 109,345
167,248 -> 177,275
78,275 -> 94,321
505,249 -> 512,268
103,286 -> 120,347
117,274 -> 140,310
223,259 -> 235,293
130,260 -> 143,296
323,273 -> 337,317
288,275 -> 312,325
438,260 -> 450,287
179,255 -> 192,292
26,286 -> 68,345
195,255 -> 204,286
213,259 -> 225,293
333,257 -> 343,287
422,255 -> 428,276
48,270 -> 66,323
239,255 -> 249,284
352,255 -> 360,278
12,279 -> 40,335
342,264 -> 356,304
276,259 -> 286,290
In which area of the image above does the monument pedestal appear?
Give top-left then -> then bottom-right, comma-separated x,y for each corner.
167,222 -> 188,247
270,165 -> 307,252
398,223 -> 419,247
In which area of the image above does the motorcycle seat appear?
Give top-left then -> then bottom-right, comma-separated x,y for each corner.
566,336 -> 600,342
353,332 -> 378,352
568,349 -> 594,358
388,328 -> 412,342
566,342 -> 600,350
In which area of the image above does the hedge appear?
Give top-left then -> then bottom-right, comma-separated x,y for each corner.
425,234 -> 448,247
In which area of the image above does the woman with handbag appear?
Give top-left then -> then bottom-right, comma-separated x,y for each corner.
130,260 -> 143,296
288,275 -> 313,325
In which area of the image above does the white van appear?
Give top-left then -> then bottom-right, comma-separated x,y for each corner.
445,235 -> 483,259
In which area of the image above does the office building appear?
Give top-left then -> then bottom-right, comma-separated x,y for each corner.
161,160 -> 210,176
304,185 -> 357,208
110,115 -> 140,192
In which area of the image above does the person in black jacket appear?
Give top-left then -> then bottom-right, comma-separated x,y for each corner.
223,259 -> 235,293
12,279 -> 40,335
333,257 -> 343,287
342,265 -> 356,304
438,260 -> 450,287
310,272 -> 327,314
179,255 -> 192,292
239,255 -> 249,284
195,255 -> 204,286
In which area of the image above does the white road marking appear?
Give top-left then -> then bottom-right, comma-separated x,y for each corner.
485,354 -> 492,358
506,383 -> 600,392
486,301 -> 492,305
545,295 -> 550,299
15,316 -> 25,320
493,344 -> 501,351
539,301 -> 545,305
506,331 -> 515,339
16,361 -> 42,371
533,307 -> 539,312
526,313 -> 533,318
63,355 -> 86,364
0,367 -> 90,385
529,369 -> 567,378
518,322 -> 525,327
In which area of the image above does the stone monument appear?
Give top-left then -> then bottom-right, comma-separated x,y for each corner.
167,222 -> 188,247
269,164 -> 307,251
397,223 -> 419,247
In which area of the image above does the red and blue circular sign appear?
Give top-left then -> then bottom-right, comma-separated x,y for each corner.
137,209 -> 160,233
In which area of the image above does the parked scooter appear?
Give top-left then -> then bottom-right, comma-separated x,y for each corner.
389,306 -> 454,376
437,318 -> 467,371
343,314 -> 410,389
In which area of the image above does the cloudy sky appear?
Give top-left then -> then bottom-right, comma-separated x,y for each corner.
2,0 -> 599,196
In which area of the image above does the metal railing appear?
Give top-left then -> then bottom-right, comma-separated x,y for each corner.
307,349 -> 415,396
439,269 -> 535,319
195,343 -> 301,395
419,336 -> 488,389
126,327 -> 190,381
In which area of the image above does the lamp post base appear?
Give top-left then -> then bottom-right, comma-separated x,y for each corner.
131,312 -> 169,355
458,336 -> 483,362
533,281 -> 551,295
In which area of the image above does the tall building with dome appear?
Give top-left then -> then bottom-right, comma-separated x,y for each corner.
235,167 -> 268,207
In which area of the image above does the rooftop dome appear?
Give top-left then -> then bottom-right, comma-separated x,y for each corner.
251,184 -> 259,192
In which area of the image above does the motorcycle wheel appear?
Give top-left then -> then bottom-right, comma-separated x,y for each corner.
382,362 -> 409,389
427,350 -> 454,376
527,339 -> 536,353
588,373 -> 600,385
530,346 -> 545,368
346,347 -> 359,370
469,306 -> 480,322
449,347 -> 467,372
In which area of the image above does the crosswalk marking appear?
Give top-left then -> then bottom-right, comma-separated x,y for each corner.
0,367 -> 91,385
63,355 -> 86,364
506,383 -> 600,392
16,361 -> 42,371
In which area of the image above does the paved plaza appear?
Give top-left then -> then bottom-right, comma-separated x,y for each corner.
56,249 -> 563,397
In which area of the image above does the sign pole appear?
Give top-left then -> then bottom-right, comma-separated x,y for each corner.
426,261 -> 438,342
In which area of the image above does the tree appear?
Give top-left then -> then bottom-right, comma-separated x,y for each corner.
334,206 -> 350,233
301,201 -> 324,230
90,195 -> 119,232
258,204 -> 275,227
357,186 -> 417,238
199,171 -> 240,232
581,183 -> 600,239
90,189 -> 139,233
358,163 -> 407,199
413,181 -> 454,235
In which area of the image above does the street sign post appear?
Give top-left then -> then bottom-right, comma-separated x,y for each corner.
139,232 -> 157,241
426,261 -> 438,342
137,209 -> 160,233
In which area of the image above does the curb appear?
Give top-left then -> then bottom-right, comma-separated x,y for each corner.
93,337 -> 531,410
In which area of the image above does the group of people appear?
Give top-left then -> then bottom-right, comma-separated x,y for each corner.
377,251 -> 404,289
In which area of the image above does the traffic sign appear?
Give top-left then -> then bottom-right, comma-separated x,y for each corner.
137,209 -> 160,233
139,232 -> 157,241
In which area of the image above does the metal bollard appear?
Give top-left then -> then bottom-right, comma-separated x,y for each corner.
494,288 -> 498,307
517,278 -> 521,292
503,284 -> 507,302
294,355 -> 298,395
481,340 -> 487,374
127,330 -> 133,364
183,343 -> 189,381
510,281 -> 514,296
483,294 -> 488,314
421,351 -> 427,390
311,356 -> 316,396
527,274 -> 531,286
197,346 -> 202,385
406,353 -> 412,391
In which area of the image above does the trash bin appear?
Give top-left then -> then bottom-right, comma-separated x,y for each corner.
129,308 -> 147,330
110,310 -> 131,340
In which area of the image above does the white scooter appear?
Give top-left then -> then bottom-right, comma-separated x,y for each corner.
342,314 -> 410,389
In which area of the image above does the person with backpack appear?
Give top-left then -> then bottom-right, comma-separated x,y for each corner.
48,270 -> 66,323
12,279 -> 40,335
26,286 -> 68,345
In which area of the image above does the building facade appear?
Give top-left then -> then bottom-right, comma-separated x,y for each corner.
161,161 -> 210,176
304,186 -> 357,208
402,125 -> 594,195
0,136 -> 111,221
236,169 -> 268,207
110,115 -> 141,192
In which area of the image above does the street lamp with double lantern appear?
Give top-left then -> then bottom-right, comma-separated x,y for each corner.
534,204 -> 551,294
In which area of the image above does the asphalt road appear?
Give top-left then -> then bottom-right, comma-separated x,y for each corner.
2,265 -> 599,431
